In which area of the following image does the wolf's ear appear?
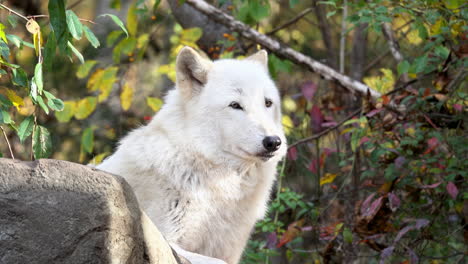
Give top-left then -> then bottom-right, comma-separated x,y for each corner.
246,49 -> 268,70
175,46 -> 213,99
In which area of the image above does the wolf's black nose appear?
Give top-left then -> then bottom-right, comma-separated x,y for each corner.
263,136 -> 282,152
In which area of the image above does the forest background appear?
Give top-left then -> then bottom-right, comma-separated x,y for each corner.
0,0 -> 466,263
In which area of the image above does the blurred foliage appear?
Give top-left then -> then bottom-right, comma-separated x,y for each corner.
0,0 -> 467,263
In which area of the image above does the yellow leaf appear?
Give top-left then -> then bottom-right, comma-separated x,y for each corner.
320,173 -> 337,186
363,68 -> 395,94
120,83 -> 133,111
127,4 -> 138,36
87,69 -> 104,91
430,18 -> 445,36
180,27 -> 202,46
5,88 -> 24,110
90,152 -> 109,165
74,96 -> 97,120
147,97 -> 163,112
55,100 -> 77,122
18,97 -> 35,116
33,32 -> 41,57
158,64 -> 176,82
282,97 -> 297,113
282,115 -> 293,135
87,67 -> 118,102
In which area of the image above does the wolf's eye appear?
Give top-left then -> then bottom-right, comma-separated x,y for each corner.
265,98 -> 273,108
229,102 -> 243,110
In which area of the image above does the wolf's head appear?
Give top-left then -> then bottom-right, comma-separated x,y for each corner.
162,47 -> 286,165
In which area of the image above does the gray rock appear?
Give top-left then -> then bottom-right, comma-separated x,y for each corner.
0,158 -> 179,264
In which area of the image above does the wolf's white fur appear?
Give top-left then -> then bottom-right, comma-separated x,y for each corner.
97,47 -> 286,264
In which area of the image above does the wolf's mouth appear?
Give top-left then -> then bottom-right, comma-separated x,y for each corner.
257,152 -> 274,160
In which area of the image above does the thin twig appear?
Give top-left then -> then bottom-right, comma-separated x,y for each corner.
27,14 -> 97,24
288,109 -> 362,149
267,7 -> 314,35
67,0 -> 86,10
1,126 -> 15,159
0,3 -> 28,21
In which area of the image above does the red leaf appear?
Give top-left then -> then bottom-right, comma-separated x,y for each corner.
366,108 -> 383,117
364,196 -> 383,217
287,147 -> 298,160
301,81 -> 317,101
446,182 -> 458,199
359,136 -> 370,145
308,159 -> 318,174
310,106 -> 324,133
382,95 -> 390,105
420,182 -> 441,189
322,121 -> 338,127
361,193 -> 376,215
453,104 -> 463,112
277,220 -> 304,248
388,192 -> 400,211
423,137 -> 439,154
266,232 -> 277,249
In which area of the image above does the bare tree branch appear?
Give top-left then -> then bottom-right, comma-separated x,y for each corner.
1,126 -> 15,160
288,109 -> 361,149
185,0 -> 381,99
313,0 -> 337,69
350,23 -> 368,80
382,23 -> 411,83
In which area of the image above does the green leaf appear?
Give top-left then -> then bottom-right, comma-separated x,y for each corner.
76,60 -> 98,79
48,0 -> 69,52
30,78 -> 38,101
6,34 -> 22,48
147,97 -> 163,112
326,10 -> 337,18
43,91 -> 64,111
289,0 -> 299,8
83,26 -> 100,48
18,115 -> 34,143
248,1 -> 270,22
111,0 -> 121,10
0,109 -> 12,124
67,41 -> 84,64
12,68 -> 28,87
127,4 -> 138,36
7,15 -> 18,28
414,55 -> 428,73
66,10 -> 83,40
36,96 -> 49,114
112,37 -> 136,62
99,14 -> 128,37
43,31 -> 56,71
397,60 -> 410,77
55,100 -> 76,122
0,94 -> 13,107
343,227 -> 353,243
81,127 -> 94,154
32,125 -> 52,159
34,63 -> 43,94
106,30 -> 123,46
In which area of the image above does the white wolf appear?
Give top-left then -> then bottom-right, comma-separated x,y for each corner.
97,46 -> 286,264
